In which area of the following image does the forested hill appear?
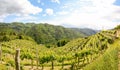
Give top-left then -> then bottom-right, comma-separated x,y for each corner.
72,28 -> 98,36
0,22 -> 97,44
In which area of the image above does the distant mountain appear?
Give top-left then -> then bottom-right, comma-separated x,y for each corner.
0,22 -> 95,44
25,23 -> 86,44
72,28 -> 98,36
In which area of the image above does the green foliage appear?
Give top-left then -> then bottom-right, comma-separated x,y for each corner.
107,38 -> 114,44
0,23 -> 119,70
25,23 -> 85,44
2,35 -> 10,41
0,64 -> 7,70
57,39 -> 69,47
7,60 -> 15,67
0,22 -> 91,45
83,46 -> 119,70
20,52 -> 34,60
72,28 -> 97,36
114,25 -> 120,29
39,56 -> 47,64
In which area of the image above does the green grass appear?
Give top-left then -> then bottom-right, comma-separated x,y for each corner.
0,64 -> 7,70
83,39 -> 120,70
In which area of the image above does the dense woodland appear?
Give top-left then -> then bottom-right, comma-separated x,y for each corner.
0,23 -> 120,70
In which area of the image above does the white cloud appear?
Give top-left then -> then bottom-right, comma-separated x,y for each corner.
13,15 -> 38,22
0,0 -> 42,16
51,0 -> 60,4
45,8 -> 54,15
43,14 -> 47,17
48,0 -> 120,29
0,16 -> 5,22
57,11 -> 69,15
0,0 -> 120,30
58,13 -> 117,29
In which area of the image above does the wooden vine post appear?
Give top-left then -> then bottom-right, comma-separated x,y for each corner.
15,48 -> 20,70
115,30 -> 120,38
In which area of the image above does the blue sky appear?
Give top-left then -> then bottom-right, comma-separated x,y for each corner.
0,0 -> 120,29
114,0 -> 120,5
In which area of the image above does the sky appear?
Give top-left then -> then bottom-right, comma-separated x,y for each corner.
0,0 -> 120,30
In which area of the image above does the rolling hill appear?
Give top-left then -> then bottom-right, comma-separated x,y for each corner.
0,22 -> 97,45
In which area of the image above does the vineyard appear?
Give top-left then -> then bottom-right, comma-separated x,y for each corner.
0,27 -> 120,70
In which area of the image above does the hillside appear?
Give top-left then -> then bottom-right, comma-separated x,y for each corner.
0,25 -> 120,70
0,22 -> 97,45
0,23 -> 34,42
72,28 -> 98,36
83,39 -> 120,70
25,23 -> 85,44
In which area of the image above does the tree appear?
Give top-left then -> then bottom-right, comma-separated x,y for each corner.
18,35 -> 24,39
2,35 -> 10,41
57,39 -> 69,47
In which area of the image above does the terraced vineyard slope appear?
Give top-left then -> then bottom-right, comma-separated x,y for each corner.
0,24 -> 120,70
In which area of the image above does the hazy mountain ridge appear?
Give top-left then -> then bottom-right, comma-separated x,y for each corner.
72,28 -> 98,36
0,22 -> 97,44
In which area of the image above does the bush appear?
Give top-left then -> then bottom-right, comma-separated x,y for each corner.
108,39 -> 114,44
2,35 -> 10,41
7,60 -> 15,67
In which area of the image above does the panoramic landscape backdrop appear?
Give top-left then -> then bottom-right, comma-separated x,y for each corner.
0,0 -> 120,29
0,0 -> 120,70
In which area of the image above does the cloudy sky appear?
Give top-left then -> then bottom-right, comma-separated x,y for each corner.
0,0 -> 120,29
